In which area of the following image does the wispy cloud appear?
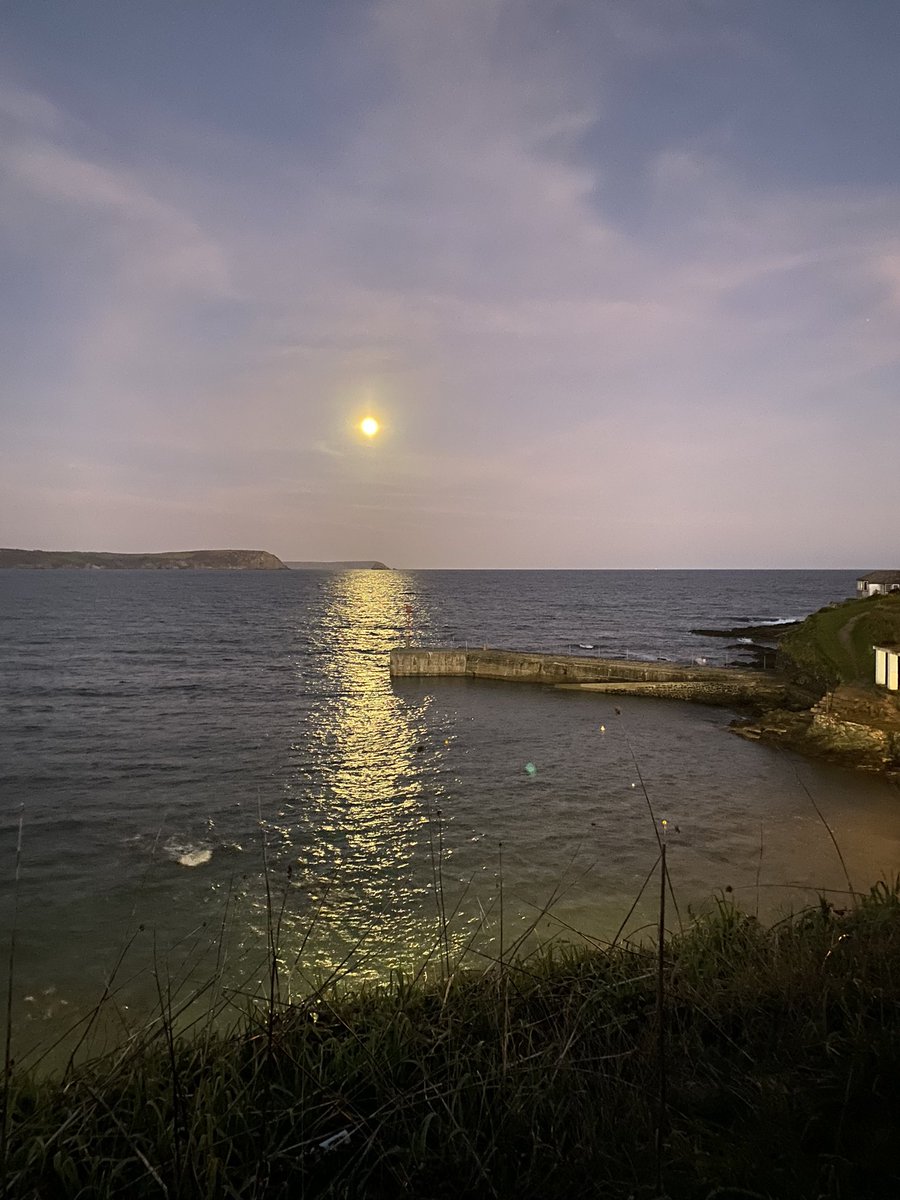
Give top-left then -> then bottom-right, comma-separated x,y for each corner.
3,139 -> 231,295
1,0 -> 899,564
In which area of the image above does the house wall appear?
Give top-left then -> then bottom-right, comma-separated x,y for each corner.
875,647 -> 900,691
876,648 -> 888,686
859,580 -> 900,596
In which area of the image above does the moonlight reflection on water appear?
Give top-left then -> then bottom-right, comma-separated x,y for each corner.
3,567 -> 898,1063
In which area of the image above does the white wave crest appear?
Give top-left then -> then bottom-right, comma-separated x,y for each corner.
162,837 -> 213,868
178,848 -> 213,867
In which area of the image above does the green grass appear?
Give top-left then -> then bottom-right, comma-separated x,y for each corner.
3,878 -> 900,1199
779,593 -> 900,695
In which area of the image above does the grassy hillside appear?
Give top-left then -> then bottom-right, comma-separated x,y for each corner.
3,881 -> 900,1199
0,548 -> 288,570
778,593 -> 900,696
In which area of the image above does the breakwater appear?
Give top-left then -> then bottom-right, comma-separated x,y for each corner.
389,647 -> 788,708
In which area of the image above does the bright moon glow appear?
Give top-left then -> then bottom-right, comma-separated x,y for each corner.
360,417 -> 379,437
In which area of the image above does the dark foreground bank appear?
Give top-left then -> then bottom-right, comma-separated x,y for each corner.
3,879 -> 900,1200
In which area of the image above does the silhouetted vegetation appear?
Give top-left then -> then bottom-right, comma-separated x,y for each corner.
3,876 -> 900,1199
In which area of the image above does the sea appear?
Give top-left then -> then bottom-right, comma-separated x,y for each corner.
3,567 -> 900,1065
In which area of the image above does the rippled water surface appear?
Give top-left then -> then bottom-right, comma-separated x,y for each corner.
3,567 -> 899,1060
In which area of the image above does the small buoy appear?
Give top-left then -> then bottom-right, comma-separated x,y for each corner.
630,782 -> 636,788
524,762 -> 537,776
599,724 -> 605,733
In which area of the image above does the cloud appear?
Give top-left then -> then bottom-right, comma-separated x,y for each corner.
3,140 -> 231,296
0,82 -> 65,132
232,2 -> 900,441
2,0 -> 900,564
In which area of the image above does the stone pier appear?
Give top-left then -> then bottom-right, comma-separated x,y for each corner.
389,647 -> 788,708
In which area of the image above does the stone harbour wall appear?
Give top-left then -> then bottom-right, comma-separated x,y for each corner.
389,649 -> 468,677
389,648 -> 787,708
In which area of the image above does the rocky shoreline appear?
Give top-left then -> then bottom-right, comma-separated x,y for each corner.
731,685 -> 900,777
696,606 -> 900,777
690,619 -> 799,670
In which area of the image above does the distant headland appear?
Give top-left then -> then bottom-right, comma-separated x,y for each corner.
0,548 -> 288,570
285,560 -> 390,570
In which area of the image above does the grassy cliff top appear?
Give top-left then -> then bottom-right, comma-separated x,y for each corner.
779,592 -> 900,693
0,548 -> 288,570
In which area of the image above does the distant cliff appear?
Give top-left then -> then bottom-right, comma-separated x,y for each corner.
285,560 -> 390,570
0,549 -> 288,570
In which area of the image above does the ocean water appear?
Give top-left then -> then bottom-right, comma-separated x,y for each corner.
3,567 -> 900,1062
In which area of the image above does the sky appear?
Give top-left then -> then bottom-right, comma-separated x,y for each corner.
1,0 -> 899,569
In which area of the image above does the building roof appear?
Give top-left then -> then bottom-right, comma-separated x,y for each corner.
858,570 -> 900,584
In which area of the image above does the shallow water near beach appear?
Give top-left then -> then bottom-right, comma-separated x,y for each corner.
2,567 -> 899,1063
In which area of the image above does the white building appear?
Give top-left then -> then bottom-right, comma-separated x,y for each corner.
874,645 -> 900,691
857,570 -> 900,597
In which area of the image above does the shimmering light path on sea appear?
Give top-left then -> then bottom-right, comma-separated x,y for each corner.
2,567 -> 898,1062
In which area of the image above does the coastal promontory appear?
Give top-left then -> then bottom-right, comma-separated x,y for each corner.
0,548 -> 289,570
285,560 -> 390,570
732,592 -> 900,773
